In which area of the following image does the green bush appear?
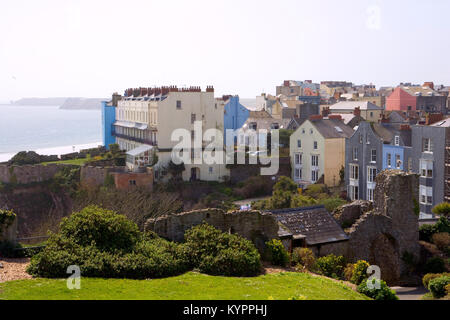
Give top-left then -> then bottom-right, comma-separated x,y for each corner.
314,254 -> 346,279
304,184 -> 327,198
357,279 -> 398,300
291,247 -> 316,270
351,260 -> 370,285
58,206 -> 140,252
428,276 -> 450,298
432,202 -> 450,218
184,223 -> 262,276
0,209 -> 16,232
273,176 -> 297,194
264,239 -> 289,267
419,217 -> 450,242
424,257 -> 447,274
318,197 -> 347,212
422,273 -> 450,289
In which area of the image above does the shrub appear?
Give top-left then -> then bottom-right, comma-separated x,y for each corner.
184,223 -> 262,276
314,254 -> 346,279
318,197 -> 347,212
291,248 -> 316,270
428,276 -> 450,299
424,257 -> 447,274
420,218 -> 450,242
0,209 -> 16,232
432,202 -> 450,218
273,176 -> 297,194
357,279 -> 399,300
445,284 -> 450,296
422,273 -> 450,289
264,239 -> 289,267
290,194 -> 317,208
432,232 -> 450,251
304,184 -> 327,198
351,260 -> 370,285
344,263 -> 355,282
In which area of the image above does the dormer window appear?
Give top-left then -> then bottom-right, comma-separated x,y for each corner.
394,136 -> 400,146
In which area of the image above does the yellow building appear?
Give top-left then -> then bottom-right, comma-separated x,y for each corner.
329,101 -> 383,122
115,86 -> 229,182
290,115 -> 354,188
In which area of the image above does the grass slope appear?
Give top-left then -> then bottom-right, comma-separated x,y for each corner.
0,272 -> 368,300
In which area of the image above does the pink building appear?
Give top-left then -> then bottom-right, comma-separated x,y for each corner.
386,87 -> 417,111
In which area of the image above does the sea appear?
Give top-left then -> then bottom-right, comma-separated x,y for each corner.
0,105 -> 102,162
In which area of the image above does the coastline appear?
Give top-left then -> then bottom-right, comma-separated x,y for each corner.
0,141 -> 102,163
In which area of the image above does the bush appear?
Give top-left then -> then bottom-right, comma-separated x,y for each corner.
428,276 -> 450,299
420,218 -> 450,242
445,284 -> 450,297
314,254 -> 346,279
264,239 -> 289,267
351,260 -> 370,285
318,197 -> 347,212
424,257 -> 447,274
344,264 -> 355,282
273,176 -> 297,194
0,209 -> 16,233
184,223 -> 262,276
304,184 -> 327,198
291,248 -> 316,270
432,202 -> 450,218
422,273 -> 450,289
357,279 -> 399,300
432,232 -> 450,251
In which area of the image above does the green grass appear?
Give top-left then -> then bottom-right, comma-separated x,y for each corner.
0,272 -> 369,300
41,157 -> 90,166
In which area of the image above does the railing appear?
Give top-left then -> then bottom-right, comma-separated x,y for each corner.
113,132 -> 157,146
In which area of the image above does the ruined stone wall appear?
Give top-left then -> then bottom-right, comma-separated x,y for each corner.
145,208 -> 279,252
80,166 -> 124,188
0,164 -> 77,185
345,170 -> 420,285
332,200 -> 373,228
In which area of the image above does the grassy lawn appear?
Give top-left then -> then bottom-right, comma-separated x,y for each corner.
41,157 -> 91,166
0,272 -> 369,300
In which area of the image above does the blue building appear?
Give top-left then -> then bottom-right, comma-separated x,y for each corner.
223,96 -> 249,146
297,95 -> 321,105
101,99 -> 117,150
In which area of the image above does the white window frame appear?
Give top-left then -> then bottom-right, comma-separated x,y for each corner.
371,149 -> 377,163
350,164 -> 359,180
367,167 -> 377,183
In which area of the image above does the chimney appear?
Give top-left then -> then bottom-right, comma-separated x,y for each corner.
112,93 -> 122,107
400,124 -> 411,131
426,113 -> 444,125
329,114 -> 342,121
206,85 -> 214,93
322,106 -> 330,117
353,107 -> 361,117
423,82 -> 434,90
284,80 -> 290,86
380,113 -> 390,123
309,114 -> 323,121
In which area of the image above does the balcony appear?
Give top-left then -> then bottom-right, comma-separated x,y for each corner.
113,132 -> 157,146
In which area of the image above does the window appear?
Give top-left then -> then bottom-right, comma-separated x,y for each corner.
420,186 -> 433,205
191,130 -> 195,139
310,129 -> 313,134
350,164 -> 359,180
349,185 -> 359,201
176,100 -> 182,109
209,167 -> 213,174
313,141 -> 318,150
408,158 -> 413,172
395,154 -> 401,169
353,147 -> 358,160
394,136 -> 400,146
387,153 -> 392,167
311,155 -> 319,167
302,128 -> 305,134
297,139 -> 302,148
420,159 -> 433,178
311,169 -> 319,182
295,168 -> 302,179
371,149 -> 377,162
129,180 -> 137,186
422,138 -> 432,152
215,103 -> 217,109
367,188 -> 374,202
367,167 -> 377,183
359,134 -> 363,144
294,153 -> 302,165
191,113 -> 196,124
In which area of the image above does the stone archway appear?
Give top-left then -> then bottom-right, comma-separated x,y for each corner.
369,233 -> 401,285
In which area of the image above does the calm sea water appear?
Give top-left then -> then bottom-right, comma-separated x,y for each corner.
0,105 -> 102,159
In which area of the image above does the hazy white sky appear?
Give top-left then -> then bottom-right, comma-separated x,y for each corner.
0,0 -> 449,101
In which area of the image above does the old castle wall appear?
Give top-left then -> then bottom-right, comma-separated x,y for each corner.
0,164 -> 77,185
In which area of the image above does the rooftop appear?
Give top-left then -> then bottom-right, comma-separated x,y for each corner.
309,117 -> 354,139
269,205 -> 349,246
330,101 -> 383,111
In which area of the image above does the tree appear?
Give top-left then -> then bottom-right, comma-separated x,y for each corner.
432,202 -> 450,217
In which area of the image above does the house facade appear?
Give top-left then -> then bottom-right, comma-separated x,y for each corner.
290,116 -> 353,188
223,96 -> 250,146
114,86 -> 229,182
386,84 -> 447,113
101,95 -> 119,149
411,120 -> 450,218
329,101 -> 383,122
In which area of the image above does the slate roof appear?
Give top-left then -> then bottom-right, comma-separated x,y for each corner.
269,205 -> 349,245
330,101 -> 382,111
371,123 -> 412,146
310,118 -> 354,139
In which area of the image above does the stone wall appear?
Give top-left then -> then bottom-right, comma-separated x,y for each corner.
79,166 -> 125,188
0,164 -> 77,185
145,208 -> 279,252
345,170 -> 420,284
332,200 -> 373,228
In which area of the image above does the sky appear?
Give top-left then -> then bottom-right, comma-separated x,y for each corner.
0,0 -> 449,101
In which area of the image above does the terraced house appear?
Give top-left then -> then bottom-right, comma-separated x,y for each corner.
290,115 -> 353,188
113,86 -> 229,182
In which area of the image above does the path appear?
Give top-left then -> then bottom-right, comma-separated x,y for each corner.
391,286 -> 427,300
